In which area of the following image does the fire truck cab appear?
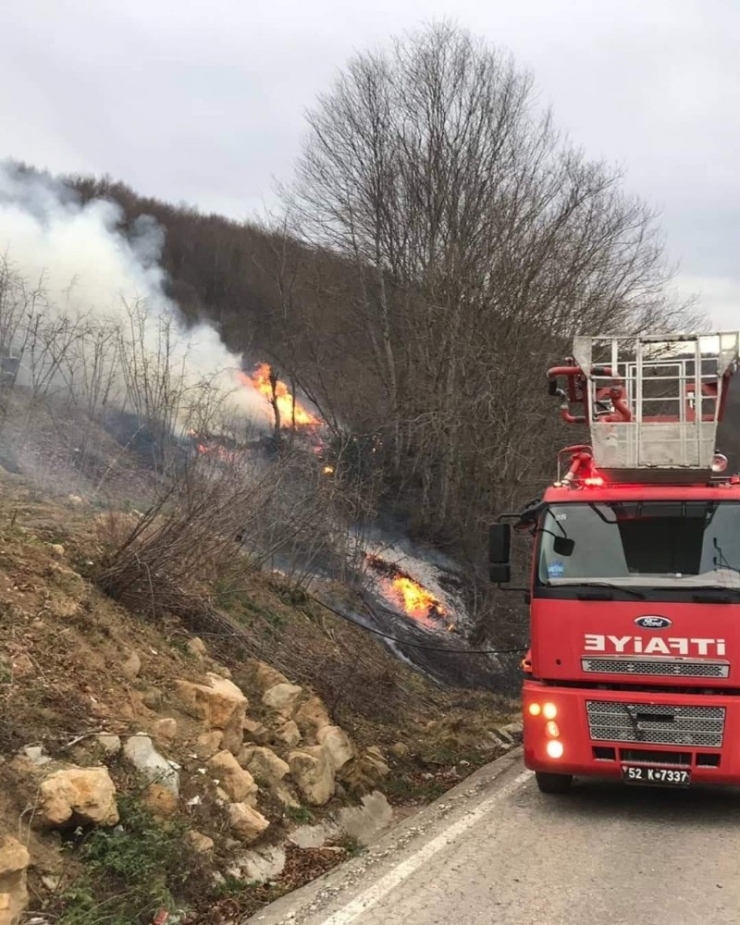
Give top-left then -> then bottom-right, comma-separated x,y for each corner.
490,332 -> 740,793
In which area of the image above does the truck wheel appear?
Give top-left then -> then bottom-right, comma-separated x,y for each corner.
535,772 -> 573,794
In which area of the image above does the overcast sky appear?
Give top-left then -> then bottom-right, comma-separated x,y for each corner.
1,0 -> 739,328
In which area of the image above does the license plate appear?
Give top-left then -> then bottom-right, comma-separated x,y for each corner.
621,765 -> 690,786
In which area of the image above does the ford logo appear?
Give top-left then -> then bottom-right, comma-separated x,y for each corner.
635,616 -> 672,629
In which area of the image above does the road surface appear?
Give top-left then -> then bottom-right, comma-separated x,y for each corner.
246,749 -> 740,925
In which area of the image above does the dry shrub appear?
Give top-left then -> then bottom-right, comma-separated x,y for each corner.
95,450 -> 275,615
94,441 -> 354,623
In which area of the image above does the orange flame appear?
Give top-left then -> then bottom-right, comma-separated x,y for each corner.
240,363 -> 319,428
187,430 -> 240,462
388,576 -> 446,623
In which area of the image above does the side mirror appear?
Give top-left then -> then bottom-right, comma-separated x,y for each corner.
553,536 -> 575,557
489,523 -> 511,584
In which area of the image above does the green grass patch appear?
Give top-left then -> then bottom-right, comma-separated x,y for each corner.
55,795 -> 204,925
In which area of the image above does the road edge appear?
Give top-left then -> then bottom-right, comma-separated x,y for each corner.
245,746 -> 526,924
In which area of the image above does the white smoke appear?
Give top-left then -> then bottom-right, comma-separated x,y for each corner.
0,161 -> 271,428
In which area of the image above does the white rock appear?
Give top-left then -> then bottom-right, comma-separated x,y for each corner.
123,735 -> 179,796
337,791 -> 393,845
234,844 -> 286,883
96,734 -> 122,756
22,746 -> 51,766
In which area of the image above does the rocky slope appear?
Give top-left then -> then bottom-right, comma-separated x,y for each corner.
0,475 -> 518,924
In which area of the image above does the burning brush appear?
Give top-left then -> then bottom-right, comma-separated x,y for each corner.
365,554 -> 454,629
185,430 -> 243,463
238,362 -> 320,429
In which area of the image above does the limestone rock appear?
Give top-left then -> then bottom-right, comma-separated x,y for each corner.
228,802 -> 270,843
120,649 -> 142,680
21,746 -> 51,767
239,746 -> 290,783
143,782 -> 179,818
294,696 -> 331,740
0,835 -> 30,925
207,751 -> 258,804
271,781 -> 301,809
96,734 -> 122,756
141,688 -> 164,711
273,720 -> 301,747
244,658 -> 290,693
210,663 -> 232,679
187,637 -> 208,660
123,735 -> 179,796
195,731 -> 223,760
389,742 -> 410,759
37,767 -> 119,827
340,747 -> 390,795
337,791 -> 393,845
187,830 -> 215,853
317,725 -> 356,771
243,718 -> 271,745
288,746 -> 335,806
262,683 -> 303,717
497,722 -> 523,744
364,746 -> 390,777
10,653 -> 33,678
152,717 -> 178,744
233,844 -> 286,883
175,674 -> 247,753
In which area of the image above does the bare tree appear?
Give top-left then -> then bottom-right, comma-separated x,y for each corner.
283,21 -> 700,550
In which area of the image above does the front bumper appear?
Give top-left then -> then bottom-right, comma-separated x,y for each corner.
522,681 -> 740,785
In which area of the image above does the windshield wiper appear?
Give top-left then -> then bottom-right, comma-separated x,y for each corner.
685,585 -> 740,603
562,582 -> 647,599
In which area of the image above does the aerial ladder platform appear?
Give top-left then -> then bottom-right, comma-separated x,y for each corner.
546,332 -> 740,484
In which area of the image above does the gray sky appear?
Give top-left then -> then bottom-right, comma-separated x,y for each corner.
2,0 -> 739,328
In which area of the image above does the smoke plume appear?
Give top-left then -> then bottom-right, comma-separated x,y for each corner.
0,160 -> 269,427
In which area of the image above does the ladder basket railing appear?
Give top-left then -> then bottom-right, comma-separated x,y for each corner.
550,332 -> 740,480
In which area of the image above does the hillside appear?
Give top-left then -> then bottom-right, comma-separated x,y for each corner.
0,470 -> 517,924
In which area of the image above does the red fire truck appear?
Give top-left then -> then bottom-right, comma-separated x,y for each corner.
489,332 -> 740,793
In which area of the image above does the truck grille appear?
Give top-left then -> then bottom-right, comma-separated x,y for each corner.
585,700 -> 725,748
582,656 -> 729,679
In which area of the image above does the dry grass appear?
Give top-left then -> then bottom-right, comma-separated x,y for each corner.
0,471 -> 517,922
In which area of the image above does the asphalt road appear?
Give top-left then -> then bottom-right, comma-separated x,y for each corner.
246,750 -> 740,925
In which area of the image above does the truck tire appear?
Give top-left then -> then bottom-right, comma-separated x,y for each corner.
535,772 -> 573,794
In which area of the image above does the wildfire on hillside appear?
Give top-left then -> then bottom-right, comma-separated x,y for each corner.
186,430 -> 241,463
365,554 -> 453,629
239,363 -> 320,428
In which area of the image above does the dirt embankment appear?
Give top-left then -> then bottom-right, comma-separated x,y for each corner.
0,476 -> 518,924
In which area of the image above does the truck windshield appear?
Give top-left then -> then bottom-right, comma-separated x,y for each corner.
538,501 -> 740,591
